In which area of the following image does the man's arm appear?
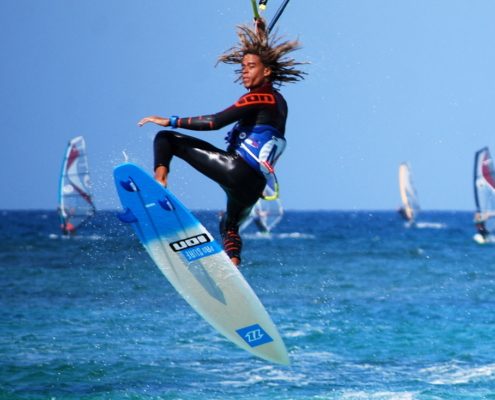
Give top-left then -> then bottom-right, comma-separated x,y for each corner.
138,116 -> 170,127
138,92 -> 267,130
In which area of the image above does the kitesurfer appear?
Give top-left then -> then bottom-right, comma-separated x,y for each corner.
138,21 -> 306,266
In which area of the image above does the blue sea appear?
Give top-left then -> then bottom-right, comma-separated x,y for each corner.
2,209 -> 495,399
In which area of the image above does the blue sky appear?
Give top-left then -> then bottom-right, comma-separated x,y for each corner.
1,1 -> 495,211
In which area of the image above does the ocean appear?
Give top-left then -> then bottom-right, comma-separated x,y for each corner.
1,209 -> 495,399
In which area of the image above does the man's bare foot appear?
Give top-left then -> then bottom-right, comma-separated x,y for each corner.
231,257 -> 240,267
154,166 -> 168,187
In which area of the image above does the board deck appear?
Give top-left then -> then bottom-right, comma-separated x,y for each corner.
113,163 -> 289,365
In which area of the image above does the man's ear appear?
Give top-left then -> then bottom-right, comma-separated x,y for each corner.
264,67 -> 272,77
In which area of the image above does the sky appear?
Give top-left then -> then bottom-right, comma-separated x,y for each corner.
1,1 -> 495,211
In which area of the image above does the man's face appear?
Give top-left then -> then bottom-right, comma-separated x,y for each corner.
241,54 -> 271,89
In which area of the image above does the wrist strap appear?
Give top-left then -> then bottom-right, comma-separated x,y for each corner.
170,116 -> 179,129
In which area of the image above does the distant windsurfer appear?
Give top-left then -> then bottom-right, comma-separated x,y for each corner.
397,206 -> 417,227
397,206 -> 409,221
253,209 -> 269,235
138,20 -> 306,266
474,212 -> 490,240
58,205 -> 77,237
61,222 -> 77,237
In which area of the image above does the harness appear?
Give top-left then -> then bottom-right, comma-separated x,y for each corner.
226,124 -> 286,179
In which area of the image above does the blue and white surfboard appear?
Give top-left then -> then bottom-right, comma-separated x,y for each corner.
113,163 -> 289,365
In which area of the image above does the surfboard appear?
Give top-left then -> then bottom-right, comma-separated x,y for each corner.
474,234 -> 484,244
474,233 -> 495,244
113,163 -> 289,365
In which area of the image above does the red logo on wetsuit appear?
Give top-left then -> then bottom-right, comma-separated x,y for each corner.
235,94 -> 276,107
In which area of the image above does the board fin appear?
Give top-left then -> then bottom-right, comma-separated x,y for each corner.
116,207 -> 138,223
120,178 -> 139,192
159,197 -> 174,211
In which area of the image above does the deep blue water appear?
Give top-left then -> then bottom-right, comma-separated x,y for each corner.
2,210 -> 495,399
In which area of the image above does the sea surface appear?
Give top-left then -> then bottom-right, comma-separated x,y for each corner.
2,210 -> 495,400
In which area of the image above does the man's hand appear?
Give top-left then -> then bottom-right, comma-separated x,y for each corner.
138,116 -> 170,127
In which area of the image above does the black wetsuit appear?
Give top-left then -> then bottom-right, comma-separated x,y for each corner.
476,220 -> 490,239
398,207 -> 409,221
154,82 -> 288,262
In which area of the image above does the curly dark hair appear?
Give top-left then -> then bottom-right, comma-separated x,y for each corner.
217,20 -> 308,86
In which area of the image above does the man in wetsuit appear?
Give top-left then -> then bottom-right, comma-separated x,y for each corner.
138,22 -> 306,266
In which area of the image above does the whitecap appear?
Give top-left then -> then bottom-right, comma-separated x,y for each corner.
422,362 -> 495,384
416,222 -> 447,229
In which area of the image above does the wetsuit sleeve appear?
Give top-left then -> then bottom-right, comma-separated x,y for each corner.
175,91 -> 279,131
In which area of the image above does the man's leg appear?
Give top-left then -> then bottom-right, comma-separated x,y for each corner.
154,130 -> 265,264
154,166 -> 168,187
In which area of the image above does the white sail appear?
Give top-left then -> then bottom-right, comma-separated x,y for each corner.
58,136 -> 95,234
474,147 -> 495,233
398,162 -> 420,221
241,184 -> 283,234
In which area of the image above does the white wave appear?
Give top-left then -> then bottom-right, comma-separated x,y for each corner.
284,329 -> 314,338
241,232 -> 274,240
48,233 -> 102,240
341,391 -> 418,400
220,365 -> 306,388
416,222 -> 447,229
277,232 -> 316,239
242,232 -> 316,240
422,362 -> 495,384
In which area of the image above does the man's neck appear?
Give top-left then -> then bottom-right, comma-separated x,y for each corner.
248,81 -> 271,92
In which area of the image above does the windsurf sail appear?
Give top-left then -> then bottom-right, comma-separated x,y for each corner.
241,182 -> 283,234
58,136 -> 96,234
398,161 -> 420,221
474,147 -> 495,233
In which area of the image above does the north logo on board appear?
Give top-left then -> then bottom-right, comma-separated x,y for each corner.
245,328 -> 264,342
236,324 -> 274,348
170,233 -> 211,252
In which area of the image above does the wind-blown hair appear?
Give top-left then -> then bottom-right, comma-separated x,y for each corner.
217,21 -> 307,86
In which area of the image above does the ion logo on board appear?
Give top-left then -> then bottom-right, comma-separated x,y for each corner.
170,233 -> 211,252
236,324 -> 274,348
